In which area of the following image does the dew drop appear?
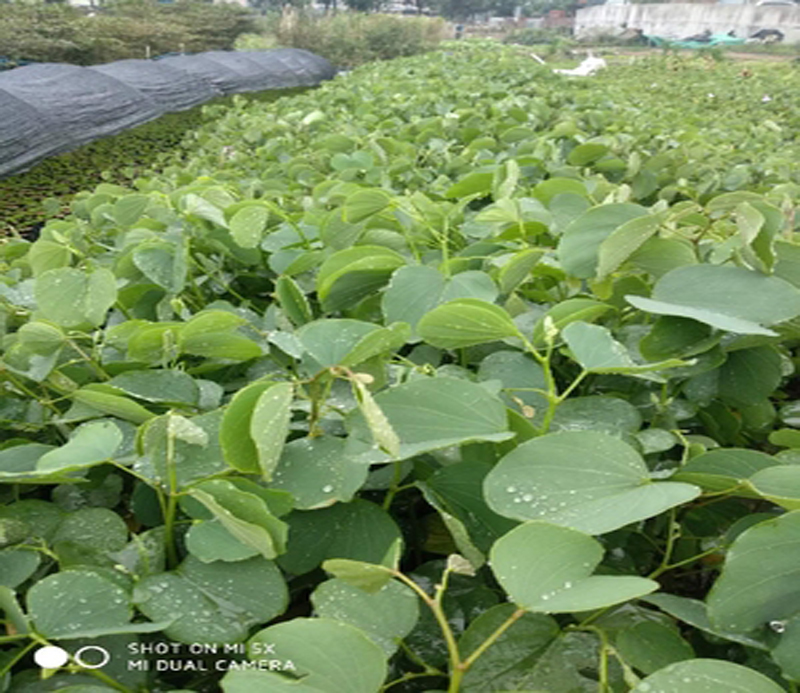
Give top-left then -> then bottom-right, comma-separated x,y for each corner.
322,484 -> 334,493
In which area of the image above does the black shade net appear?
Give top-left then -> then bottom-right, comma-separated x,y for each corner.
0,48 -> 335,178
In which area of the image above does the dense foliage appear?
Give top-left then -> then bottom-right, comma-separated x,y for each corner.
244,12 -> 447,68
0,1 -> 255,66
4,44 -> 800,692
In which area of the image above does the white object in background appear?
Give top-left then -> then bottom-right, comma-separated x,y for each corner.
554,54 -> 607,77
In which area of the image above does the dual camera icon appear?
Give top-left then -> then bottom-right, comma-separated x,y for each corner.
34,645 -> 111,670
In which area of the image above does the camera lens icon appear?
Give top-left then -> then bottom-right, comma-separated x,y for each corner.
34,645 -> 111,670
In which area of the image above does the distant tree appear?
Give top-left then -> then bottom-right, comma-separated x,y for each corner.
343,0 -> 385,10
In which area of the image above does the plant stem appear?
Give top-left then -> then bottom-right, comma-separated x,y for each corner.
163,414 -> 180,568
648,509 -> 679,579
460,608 -> 525,669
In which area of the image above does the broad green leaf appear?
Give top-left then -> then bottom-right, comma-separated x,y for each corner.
189,479 -> 287,560
134,555 -> 287,644
477,350 -> 547,411
484,431 -> 700,534
322,558 -> 395,593
562,322 -> 686,375
558,203 -> 648,278
445,171 -> 493,199
251,381 -> 293,481
707,510 -> 800,632
132,240 -> 187,294
27,239 -> 71,276
640,316 -> 717,361
0,548 -> 40,588
627,265 -> 800,336
108,369 -> 199,406
229,205 -> 269,248
71,388 -> 155,425
311,578 -> 418,655
498,248 -> 543,295
718,346 -> 783,406
418,298 -> 520,348
382,267 -> 498,337
185,519 -> 260,563
52,507 -> 128,554
631,659 -> 784,693
771,613 -> 800,681
316,245 -> 405,311
278,499 -> 401,575
421,462 -> 517,555
567,142 -> 609,166
239,619 -> 387,693
346,377 -> 513,463
35,267 -> 117,329
747,466 -> 800,509
271,436 -> 368,509
490,522 -> 658,612
113,193 -> 149,226
275,275 -> 313,326
297,319 -> 386,369
343,189 -> 392,223
615,621 -> 693,675
629,237 -> 697,278
597,213 -> 662,279
221,380 -> 275,474
673,448 -> 782,494
0,585 -> 29,634
16,321 -> 64,355
37,421 -> 122,473
28,569 -> 132,639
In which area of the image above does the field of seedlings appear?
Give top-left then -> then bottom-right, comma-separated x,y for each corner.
4,43 -> 800,693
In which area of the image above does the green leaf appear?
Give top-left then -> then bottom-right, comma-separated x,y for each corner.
278,499 -> 401,575
113,194 -> 149,227
616,621 -> 694,675
562,321 -> 686,375
134,555 -> 287,644
0,548 -> 40,588
234,619 -> 387,693
771,613 -> 800,681
297,319 -> 389,368
498,248 -> 543,294
343,189 -> 393,223
27,240 -> 71,276
351,380 -> 401,458
627,265 -> 800,335
596,213 -> 662,279
418,298 -> 520,348
221,380 -> 275,474
229,206 -> 269,248
37,421 -> 122,473
445,171 -> 494,199
718,346 -> 783,406
271,436 -> 369,509
346,377 -> 513,463
132,240 -> 187,294
707,510 -> 800,632
489,521 -> 658,612
673,448 -> 782,494
52,507 -> 128,554
311,578 -> 418,655
322,558 -> 395,593
189,479 -> 287,560
484,431 -> 700,534
251,381 -> 293,481
108,369 -> 199,406
631,659 -> 784,693
316,245 -> 405,311
27,569 -> 132,639
275,276 -> 313,326
567,142 -> 609,166
551,396 -> 642,437
35,268 -> 117,329
71,389 -> 155,425
747,466 -> 800,509
640,316 -> 717,361
16,321 -> 65,355
558,203 -> 648,278
185,519 -> 260,563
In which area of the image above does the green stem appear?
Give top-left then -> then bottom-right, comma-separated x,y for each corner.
0,640 -> 35,679
66,338 -> 110,381
163,415 -> 180,569
648,509 -> 680,579
382,461 -> 406,510
461,608 -> 525,669
392,570 -> 463,693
